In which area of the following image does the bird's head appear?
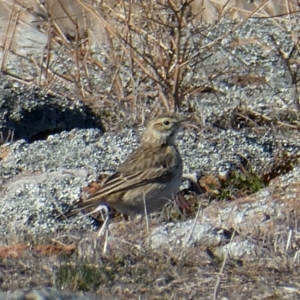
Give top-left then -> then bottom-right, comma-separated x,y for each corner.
142,115 -> 189,146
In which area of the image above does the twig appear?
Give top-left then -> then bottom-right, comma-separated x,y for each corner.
213,228 -> 236,300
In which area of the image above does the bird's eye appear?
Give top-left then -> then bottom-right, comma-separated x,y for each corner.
163,120 -> 170,126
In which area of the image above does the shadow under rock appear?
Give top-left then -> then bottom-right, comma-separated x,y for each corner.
0,85 -> 104,142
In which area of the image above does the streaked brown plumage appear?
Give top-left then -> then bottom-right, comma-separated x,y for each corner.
65,115 -> 188,217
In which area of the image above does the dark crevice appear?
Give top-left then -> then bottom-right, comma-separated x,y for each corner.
0,88 -> 105,143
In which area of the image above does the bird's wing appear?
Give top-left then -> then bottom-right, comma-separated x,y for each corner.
86,145 -> 176,202
61,145 -> 178,217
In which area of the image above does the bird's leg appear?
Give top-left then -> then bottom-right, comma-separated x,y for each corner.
175,191 -> 191,211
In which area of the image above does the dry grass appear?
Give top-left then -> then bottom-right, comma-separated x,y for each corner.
1,217 -> 300,299
0,130 -> 14,145
1,0 -> 299,123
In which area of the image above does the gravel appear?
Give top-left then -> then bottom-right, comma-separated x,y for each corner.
0,124 -> 297,237
1,16 -> 300,238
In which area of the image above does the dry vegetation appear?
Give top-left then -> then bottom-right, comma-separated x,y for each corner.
0,0 -> 299,119
1,215 -> 300,299
2,0 -> 300,299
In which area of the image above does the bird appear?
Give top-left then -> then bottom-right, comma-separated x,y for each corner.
63,114 -> 190,219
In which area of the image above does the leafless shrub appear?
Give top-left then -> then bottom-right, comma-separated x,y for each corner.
4,0 -> 298,119
1,1 -> 300,123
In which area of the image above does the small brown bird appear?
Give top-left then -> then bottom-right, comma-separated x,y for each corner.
65,115 -> 189,218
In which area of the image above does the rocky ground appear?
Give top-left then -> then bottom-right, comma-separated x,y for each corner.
1,9 -> 300,300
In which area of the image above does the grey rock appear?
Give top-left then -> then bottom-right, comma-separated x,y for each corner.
0,122 -> 287,238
